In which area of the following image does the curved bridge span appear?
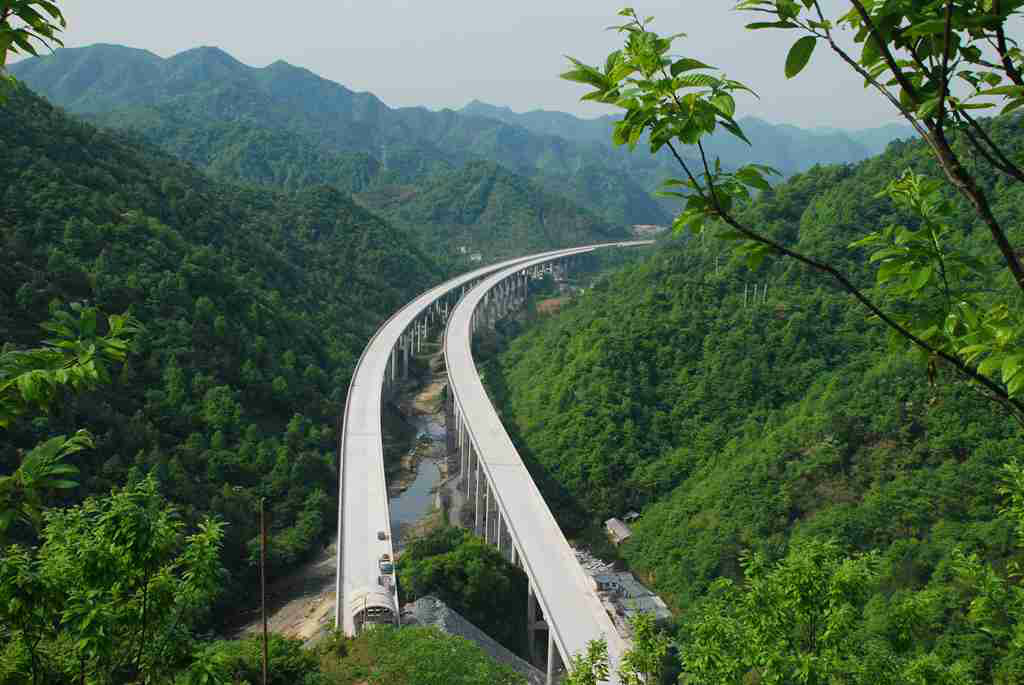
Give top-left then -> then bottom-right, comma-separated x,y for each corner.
336,242 -> 651,681
335,249 -> 593,634
445,243 -> 651,683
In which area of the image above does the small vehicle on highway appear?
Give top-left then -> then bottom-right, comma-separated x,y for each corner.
379,554 -> 394,574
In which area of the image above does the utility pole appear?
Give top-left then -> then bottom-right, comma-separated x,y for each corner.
260,498 -> 269,685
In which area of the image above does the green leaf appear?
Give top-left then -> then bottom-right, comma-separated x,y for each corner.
1001,98 -> 1024,115
910,265 -> 933,291
785,36 -> 817,79
1003,354 -> 1024,383
43,479 -> 79,490
960,344 -> 990,361
710,93 -> 736,118
861,35 -> 883,68
979,355 -> 1003,376
976,85 -> 1024,97
877,260 -> 904,284
1009,372 -> 1024,397
903,19 -> 947,37
916,96 -> 942,119
953,101 -> 994,110
670,57 -> 714,76
720,118 -> 751,145
675,73 -> 720,88
745,21 -> 800,29
735,167 -> 772,191
560,58 -> 610,89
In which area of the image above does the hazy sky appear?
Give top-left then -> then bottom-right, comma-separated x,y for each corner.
17,1 -> 958,128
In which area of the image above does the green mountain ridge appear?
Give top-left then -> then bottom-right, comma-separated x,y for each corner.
358,160 -> 628,259
10,44 -> 672,231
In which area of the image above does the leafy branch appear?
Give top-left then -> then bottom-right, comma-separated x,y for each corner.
562,5 -> 1024,425
0,0 -> 64,66
0,303 -> 141,429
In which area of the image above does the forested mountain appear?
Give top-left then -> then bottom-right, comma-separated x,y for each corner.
0,81 -> 442,604
490,115 -> 1024,681
460,100 -> 915,175
358,161 -> 626,258
10,44 -> 671,231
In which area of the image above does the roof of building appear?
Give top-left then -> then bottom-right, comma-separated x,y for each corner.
604,518 -> 633,541
623,595 -> 673,621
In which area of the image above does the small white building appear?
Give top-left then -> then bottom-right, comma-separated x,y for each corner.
604,518 -> 633,545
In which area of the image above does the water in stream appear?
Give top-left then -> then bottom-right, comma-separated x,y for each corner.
388,413 -> 446,547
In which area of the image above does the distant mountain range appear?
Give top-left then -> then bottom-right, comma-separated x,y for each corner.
10,45 -> 668,232
459,100 -> 915,173
11,45 -> 915,256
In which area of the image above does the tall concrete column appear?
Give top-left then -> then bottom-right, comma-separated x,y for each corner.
457,409 -> 465,480
445,389 -> 455,455
483,480 -> 491,543
528,582 -> 538,665
497,514 -> 505,556
546,631 -> 556,685
474,457 -> 483,537
402,333 -> 409,379
462,424 -> 470,491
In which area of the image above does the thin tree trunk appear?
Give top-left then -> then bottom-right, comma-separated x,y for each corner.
261,498 -> 269,685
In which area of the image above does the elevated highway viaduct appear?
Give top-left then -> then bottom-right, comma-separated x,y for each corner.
336,242 -> 652,682
445,243 -> 651,683
336,248 -> 593,634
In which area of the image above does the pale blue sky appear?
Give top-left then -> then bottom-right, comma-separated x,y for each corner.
15,0 -> 1002,129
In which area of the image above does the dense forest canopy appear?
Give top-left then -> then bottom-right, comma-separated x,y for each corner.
397,526 -> 530,659
494,110 -> 1024,682
0,81 -> 442,603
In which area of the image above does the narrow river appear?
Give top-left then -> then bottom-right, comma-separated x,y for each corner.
386,379 -> 449,551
